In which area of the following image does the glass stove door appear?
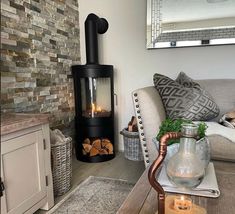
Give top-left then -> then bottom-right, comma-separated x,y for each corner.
81,77 -> 111,118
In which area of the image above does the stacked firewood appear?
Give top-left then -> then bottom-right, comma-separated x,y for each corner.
82,138 -> 113,157
127,116 -> 138,132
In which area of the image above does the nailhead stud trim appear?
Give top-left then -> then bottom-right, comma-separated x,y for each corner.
132,91 -> 150,167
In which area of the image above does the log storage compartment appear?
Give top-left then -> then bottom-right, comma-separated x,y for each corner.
72,13 -> 115,162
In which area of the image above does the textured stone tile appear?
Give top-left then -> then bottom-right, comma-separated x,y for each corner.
15,67 -> 33,73
1,61 -> 17,68
57,29 -> 69,37
39,90 -> 50,96
1,38 -> 17,46
15,61 -> 29,67
1,0 -> 80,127
15,88 -> 33,93
1,0 -> 10,5
14,97 -> 28,104
57,8 -> 64,15
1,76 -> 16,83
1,32 -> 9,39
1,72 -> 16,77
9,1 -> 25,11
1,82 -> 15,88
14,82 -> 27,88
32,20 -> 48,29
28,28 -> 35,35
46,94 -> 58,100
24,82 -> 36,87
1,10 -> 19,20
2,44 -> 24,52
2,27 -> 29,38
1,3 -> 17,14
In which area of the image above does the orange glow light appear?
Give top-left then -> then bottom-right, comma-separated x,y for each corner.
91,103 -> 95,112
96,106 -> 102,112
173,195 -> 192,211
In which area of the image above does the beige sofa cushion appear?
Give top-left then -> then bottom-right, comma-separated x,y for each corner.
208,135 -> 235,162
197,79 -> 235,120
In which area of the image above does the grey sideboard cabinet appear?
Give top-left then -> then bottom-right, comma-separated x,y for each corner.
0,114 -> 54,214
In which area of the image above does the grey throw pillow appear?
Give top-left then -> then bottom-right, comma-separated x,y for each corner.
176,72 -> 201,89
153,73 -> 220,121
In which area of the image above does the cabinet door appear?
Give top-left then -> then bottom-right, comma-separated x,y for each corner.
1,130 -> 47,214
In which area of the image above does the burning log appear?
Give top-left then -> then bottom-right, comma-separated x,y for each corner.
82,110 -> 111,118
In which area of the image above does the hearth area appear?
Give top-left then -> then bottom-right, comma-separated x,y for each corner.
72,14 -> 115,162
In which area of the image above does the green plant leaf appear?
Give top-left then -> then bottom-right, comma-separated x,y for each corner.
197,122 -> 208,139
156,118 -> 207,146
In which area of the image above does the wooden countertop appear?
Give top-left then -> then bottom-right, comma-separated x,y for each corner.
1,113 -> 49,135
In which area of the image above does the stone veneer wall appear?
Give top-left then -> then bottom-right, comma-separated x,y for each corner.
1,0 -> 80,127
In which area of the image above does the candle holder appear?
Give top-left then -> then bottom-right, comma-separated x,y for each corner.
173,195 -> 192,211
148,131 -> 207,214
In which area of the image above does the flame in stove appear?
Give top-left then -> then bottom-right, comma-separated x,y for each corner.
96,106 -> 102,112
91,103 -> 102,112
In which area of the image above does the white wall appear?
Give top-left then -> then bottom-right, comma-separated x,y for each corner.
78,0 -> 235,151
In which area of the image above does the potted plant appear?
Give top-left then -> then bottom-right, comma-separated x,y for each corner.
154,118 -> 210,168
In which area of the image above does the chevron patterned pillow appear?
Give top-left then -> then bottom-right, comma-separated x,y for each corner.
153,73 -> 220,121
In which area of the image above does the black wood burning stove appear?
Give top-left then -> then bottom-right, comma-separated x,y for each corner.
72,14 -> 115,162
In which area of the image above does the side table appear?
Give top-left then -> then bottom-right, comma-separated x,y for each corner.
117,161 -> 235,214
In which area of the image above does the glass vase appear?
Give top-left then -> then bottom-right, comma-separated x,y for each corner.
166,123 -> 205,189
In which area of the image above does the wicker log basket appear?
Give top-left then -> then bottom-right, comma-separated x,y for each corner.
50,129 -> 72,197
120,128 -> 143,161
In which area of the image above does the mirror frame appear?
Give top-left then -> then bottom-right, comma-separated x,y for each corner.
147,0 -> 235,49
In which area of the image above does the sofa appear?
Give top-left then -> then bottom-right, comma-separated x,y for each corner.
132,79 -> 235,167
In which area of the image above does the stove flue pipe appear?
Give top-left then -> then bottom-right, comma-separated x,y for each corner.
85,13 -> 109,64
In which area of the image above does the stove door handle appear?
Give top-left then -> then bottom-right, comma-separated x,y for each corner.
114,93 -> 118,106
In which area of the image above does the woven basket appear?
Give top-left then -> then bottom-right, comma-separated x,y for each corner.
120,128 -> 143,161
51,139 -> 72,197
